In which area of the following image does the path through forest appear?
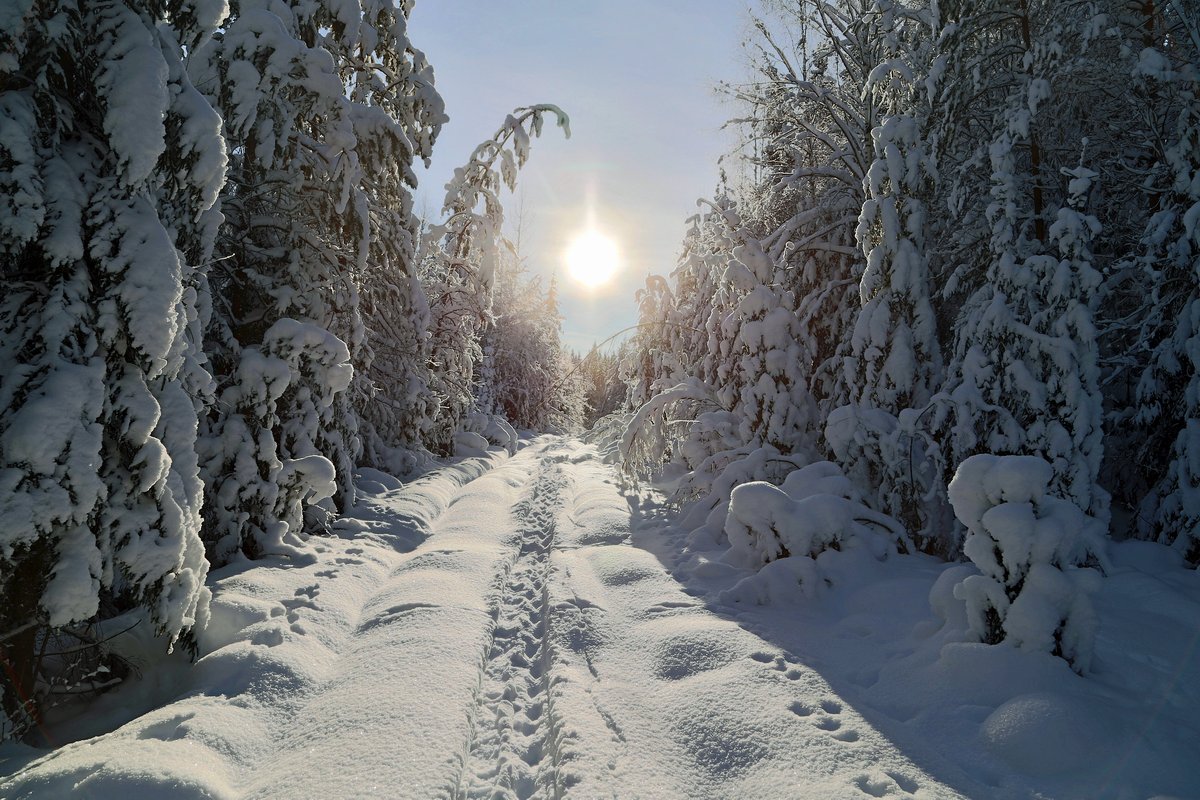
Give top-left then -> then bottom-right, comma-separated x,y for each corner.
1,438 -> 965,799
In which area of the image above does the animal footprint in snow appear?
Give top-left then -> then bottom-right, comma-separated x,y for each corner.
852,770 -> 920,797
749,650 -> 804,675
250,626 -> 285,647
281,585 -> 320,623
811,699 -> 861,744
788,701 -> 813,717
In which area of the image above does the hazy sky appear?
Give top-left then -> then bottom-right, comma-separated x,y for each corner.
409,1 -> 759,353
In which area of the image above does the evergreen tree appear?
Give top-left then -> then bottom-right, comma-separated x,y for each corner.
191,0 -> 445,554
344,0 -> 446,470
0,0 -> 223,733
946,7 -> 1109,523
832,2 -> 946,548
1131,6 -> 1200,562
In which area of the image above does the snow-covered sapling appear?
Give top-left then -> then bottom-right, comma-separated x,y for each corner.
724,461 -> 909,569
947,454 -> 1109,672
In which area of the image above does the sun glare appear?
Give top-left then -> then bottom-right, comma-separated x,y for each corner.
565,230 -> 620,287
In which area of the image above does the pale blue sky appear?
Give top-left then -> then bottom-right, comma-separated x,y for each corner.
409,1 -> 759,353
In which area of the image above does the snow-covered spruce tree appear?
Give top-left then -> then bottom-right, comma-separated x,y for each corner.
684,196 -> 744,398
665,215 -> 719,386
422,106 -> 569,454
1129,8 -> 1200,563
711,201 -> 814,456
619,197 -> 819,543
341,0 -> 446,471
625,274 -> 679,409
832,0 -> 946,550
944,8 -> 1109,525
0,0 -> 223,734
192,0 -> 413,556
735,0 -> 885,428
947,454 -> 1108,673
618,0 -> 894,522
619,231 -> 722,485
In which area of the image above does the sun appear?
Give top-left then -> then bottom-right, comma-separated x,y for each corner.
565,229 -> 620,287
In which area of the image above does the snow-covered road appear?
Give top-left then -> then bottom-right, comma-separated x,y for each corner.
1,438 -> 965,799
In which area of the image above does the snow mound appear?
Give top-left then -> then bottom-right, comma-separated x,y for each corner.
980,692 -> 1113,777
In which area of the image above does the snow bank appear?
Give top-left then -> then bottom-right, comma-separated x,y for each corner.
641,453 -> 1200,800
0,447 -> 511,798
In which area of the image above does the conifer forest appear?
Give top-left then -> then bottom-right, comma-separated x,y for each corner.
1,2 -> 1197,798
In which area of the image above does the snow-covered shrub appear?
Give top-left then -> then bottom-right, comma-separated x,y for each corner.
826,403 -> 953,556
583,410 -> 635,465
199,323 -> 344,565
678,445 -> 808,548
265,320 -> 355,529
619,377 -> 718,480
710,460 -> 907,604
725,461 -> 909,568
947,454 -> 1108,672
464,411 -> 518,455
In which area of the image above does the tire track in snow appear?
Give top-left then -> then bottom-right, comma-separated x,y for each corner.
459,452 -> 571,800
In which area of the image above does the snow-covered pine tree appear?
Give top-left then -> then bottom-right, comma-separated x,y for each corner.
665,216 -> 716,384
735,1 -> 885,448
0,0 -> 224,735
489,256 -> 585,432
677,199 -> 742,397
422,105 -> 569,454
712,201 -> 814,456
626,274 -> 678,409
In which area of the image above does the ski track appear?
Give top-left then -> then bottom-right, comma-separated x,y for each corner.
459,450 -> 568,800
0,437 -> 970,800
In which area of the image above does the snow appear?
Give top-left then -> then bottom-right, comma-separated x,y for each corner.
948,454 -> 1108,671
95,4 -> 169,187
664,498 -> 1199,799
2,438 -> 1198,799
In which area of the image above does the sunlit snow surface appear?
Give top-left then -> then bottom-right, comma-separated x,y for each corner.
1,437 -> 1197,799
